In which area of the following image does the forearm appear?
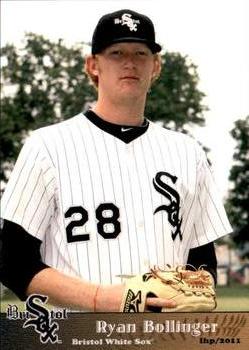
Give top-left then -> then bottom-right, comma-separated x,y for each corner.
1,220 -> 176,311
26,268 -> 176,312
26,267 -> 124,311
0,220 -> 124,310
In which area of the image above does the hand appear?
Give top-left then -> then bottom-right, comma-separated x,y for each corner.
95,284 -> 177,312
146,296 -> 177,312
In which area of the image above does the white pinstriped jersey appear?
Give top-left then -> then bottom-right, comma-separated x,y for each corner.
1,113 -> 232,285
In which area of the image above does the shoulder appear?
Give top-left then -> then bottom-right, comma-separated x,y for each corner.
19,114 -> 84,164
25,113 -> 84,146
34,113 -> 83,137
149,121 -> 201,149
148,121 -> 207,166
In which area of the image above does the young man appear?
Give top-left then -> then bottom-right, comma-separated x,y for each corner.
0,9 -> 232,312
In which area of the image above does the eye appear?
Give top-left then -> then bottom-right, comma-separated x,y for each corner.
110,50 -> 123,56
136,51 -> 145,56
136,50 -> 149,56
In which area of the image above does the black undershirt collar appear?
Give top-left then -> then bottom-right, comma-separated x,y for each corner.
84,109 -> 149,143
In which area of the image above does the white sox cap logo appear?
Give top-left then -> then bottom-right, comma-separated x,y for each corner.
114,13 -> 140,32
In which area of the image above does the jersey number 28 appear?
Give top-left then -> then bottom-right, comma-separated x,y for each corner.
64,203 -> 121,243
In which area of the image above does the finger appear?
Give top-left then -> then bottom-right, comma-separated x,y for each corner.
147,297 -> 177,308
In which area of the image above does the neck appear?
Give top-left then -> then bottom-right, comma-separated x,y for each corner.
93,95 -> 146,126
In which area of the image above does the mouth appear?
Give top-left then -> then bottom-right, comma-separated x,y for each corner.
120,76 -> 139,81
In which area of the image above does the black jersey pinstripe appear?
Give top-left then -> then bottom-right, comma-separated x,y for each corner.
1,111 -> 232,285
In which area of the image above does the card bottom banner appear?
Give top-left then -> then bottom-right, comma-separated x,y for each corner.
1,311 -> 249,350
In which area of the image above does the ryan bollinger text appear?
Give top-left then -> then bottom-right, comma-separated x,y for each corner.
96,319 -> 218,338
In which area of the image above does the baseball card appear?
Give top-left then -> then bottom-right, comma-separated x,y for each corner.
1,1 -> 248,349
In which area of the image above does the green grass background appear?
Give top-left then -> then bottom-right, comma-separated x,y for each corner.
216,283 -> 249,311
1,283 -> 249,312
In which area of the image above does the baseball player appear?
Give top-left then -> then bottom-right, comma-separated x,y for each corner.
0,9 -> 232,312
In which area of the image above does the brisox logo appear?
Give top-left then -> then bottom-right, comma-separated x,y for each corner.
114,13 -> 140,32
6,294 -> 67,344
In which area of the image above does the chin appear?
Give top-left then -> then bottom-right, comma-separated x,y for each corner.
122,89 -> 143,99
121,84 -> 146,96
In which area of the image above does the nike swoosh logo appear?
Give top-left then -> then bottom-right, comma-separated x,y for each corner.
121,127 -> 133,132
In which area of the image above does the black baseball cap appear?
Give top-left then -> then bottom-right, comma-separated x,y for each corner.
91,9 -> 162,54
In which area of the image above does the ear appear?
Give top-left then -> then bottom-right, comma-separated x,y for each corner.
85,55 -> 99,77
152,54 -> 162,80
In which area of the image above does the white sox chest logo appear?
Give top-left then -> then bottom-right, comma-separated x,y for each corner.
153,171 -> 183,241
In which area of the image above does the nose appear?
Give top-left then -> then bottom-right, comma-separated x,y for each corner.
123,52 -> 137,68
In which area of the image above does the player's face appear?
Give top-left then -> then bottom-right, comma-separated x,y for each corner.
88,43 -> 160,100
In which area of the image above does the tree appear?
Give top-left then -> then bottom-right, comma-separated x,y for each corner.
146,52 -> 207,131
226,116 -> 249,259
1,33 -> 96,181
1,33 -> 207,181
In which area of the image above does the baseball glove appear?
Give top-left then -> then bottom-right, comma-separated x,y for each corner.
120,266 -> 216,312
